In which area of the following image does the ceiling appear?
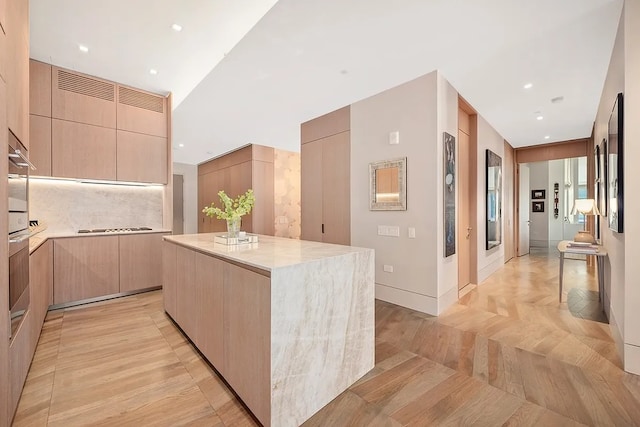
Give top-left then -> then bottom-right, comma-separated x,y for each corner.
30,0 -> 623,166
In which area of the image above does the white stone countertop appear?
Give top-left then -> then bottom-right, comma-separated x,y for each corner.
164,233 -> 373,272
29,229 -> 171,254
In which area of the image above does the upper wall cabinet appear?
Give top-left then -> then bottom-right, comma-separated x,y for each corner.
51,119 -> 116,181
117,85 -> 167,137
29,60 -> 51,117
52,67 -> 116,128
6,0 -> 28,146
116,130 -> 167,184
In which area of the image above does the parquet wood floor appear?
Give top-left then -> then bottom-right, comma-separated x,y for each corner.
13,250 -> 640,426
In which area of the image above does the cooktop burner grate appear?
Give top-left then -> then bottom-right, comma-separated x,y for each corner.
78,227 -> 153,233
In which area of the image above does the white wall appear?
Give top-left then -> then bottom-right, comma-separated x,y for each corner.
623,0 -> 640,375
593,2 -> 640,375
351,71 -> 440,314
436,73 -> 460,311
173,162 -> 198,234
528,162 -> 549,247
476,116 -> 505,282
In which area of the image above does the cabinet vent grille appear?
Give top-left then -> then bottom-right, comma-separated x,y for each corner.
58,70 -> 115,101
118,87 -> 164,113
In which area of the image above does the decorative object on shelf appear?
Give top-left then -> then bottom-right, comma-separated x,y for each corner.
214,232 -> 259,245
202,189 -> 255,238
531,189 -> 546,200
608,92 -> 623,233
553,183 -> 559,219
532,201 -> 544,213
443,132 -> 456,257
570,198 -> 600,243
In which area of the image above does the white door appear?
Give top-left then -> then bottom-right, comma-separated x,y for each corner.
518,164 -> 530,256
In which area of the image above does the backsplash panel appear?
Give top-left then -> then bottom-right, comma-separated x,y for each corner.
30,179 -> 164,233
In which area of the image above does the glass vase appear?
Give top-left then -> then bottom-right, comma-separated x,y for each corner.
226,217 -> 241,238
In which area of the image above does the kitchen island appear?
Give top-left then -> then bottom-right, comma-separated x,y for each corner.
162,234 -> 374,427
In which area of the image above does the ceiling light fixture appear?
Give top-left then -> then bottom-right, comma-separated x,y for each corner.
149,69 -> 158,75
536,115 -> 544,121
544,135 -> 550,140
78,44 -> 89,53
172,23 -> 183,32
178,143 -> 184,148
523,83 -> 533,89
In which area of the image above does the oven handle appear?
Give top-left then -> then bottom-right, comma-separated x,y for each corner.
9,149 -> 36,170
8,234 -> 30,244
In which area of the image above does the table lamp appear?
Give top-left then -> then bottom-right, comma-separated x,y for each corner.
570,198 -> 600,243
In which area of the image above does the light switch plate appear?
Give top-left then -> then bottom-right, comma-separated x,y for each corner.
408,227 -> 416,238
383,264 -> 394,273
389,131 -> 400,145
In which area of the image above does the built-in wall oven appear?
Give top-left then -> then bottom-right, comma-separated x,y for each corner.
8,130 -> 33,339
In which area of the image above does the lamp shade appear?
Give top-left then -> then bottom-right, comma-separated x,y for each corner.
571,198 -> 600,216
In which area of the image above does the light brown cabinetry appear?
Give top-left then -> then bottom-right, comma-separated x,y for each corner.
51,66 -> 116,128
195,252 -> 224,369
117,85 -> 167,137
29,240 -> 53,343
6,0 -> 28,146
53,236 -> 119,304
162,242 -> 177,318
29,59 -> 51,117
116,130 -> 167,184
223,263 -> 270,424
198,144 -> 274,234
51,119 -> 116,180
29,114 -> 51,175
119,233 -> 165,292
9,240 -> 53,423
301,107 -> 351,245
162,241 -> 269,424
0,19 -> 6,83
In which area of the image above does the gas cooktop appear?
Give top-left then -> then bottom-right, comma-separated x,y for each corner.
78,227 -> 153,234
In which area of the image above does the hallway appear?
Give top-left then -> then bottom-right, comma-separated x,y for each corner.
13,250 -> 640,426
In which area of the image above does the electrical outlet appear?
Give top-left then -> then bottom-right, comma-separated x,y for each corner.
383,265 -> 394,273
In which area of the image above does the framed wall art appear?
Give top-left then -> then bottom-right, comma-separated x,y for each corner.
608,92 -> 623,233
444,132 -> 456,257
532,201 -> 544,213
531,189 -> 546,200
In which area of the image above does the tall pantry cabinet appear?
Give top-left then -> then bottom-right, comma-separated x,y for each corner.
300,106 -> 350,246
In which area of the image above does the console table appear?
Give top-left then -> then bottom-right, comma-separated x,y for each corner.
557,240 -> 607,303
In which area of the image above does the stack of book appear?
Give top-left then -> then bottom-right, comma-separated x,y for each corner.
567,241 -> 599,253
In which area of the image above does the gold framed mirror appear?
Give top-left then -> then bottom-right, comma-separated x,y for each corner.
369,157 -> 407,211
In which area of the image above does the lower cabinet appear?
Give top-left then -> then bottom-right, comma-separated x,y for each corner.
53,236 -> 119,304
119,233 -> 164,292
53,233 -> 167,306
162,241 -> 269,424
9,240 -> 54,420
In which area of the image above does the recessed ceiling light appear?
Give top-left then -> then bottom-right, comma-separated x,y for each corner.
178,143 -> 184,148
78,44 -> 89,53
172,23 -> 183,32
523,83 -> 533,89
536,115 -> 544,121
149,69 -> 158,75
544,135 -> 550,140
